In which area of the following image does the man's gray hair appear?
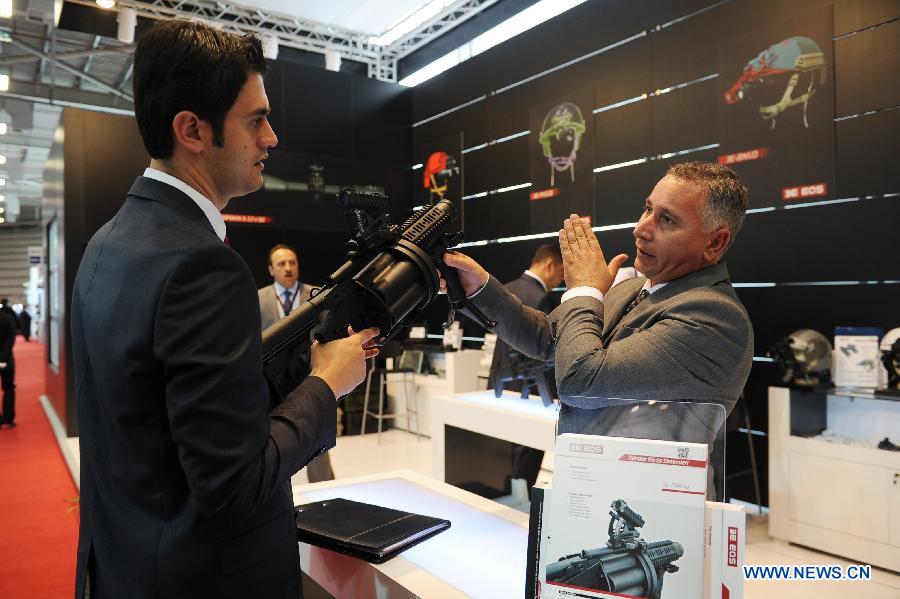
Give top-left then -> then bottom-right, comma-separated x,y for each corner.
666,161 -> 750,251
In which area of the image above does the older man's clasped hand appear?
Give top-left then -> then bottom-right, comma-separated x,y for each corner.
559,213 -> 628,294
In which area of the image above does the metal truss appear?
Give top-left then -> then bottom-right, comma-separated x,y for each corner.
63,0 -> 499,82
379,0 -> 502,65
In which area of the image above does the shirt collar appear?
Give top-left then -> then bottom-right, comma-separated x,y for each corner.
143,167 -> 227,241
641,279 -> 668,294
523,270 -> 548,292
274,281 -> 299,296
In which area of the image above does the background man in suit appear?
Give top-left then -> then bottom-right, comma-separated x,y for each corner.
70,21 -> 377,598
259,244 -> 312,329
259,244 -> 334,482
0,306 -> 15,429
445,162 -> 753,497
488,243 -> 563,494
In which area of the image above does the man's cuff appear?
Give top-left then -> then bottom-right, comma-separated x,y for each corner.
467,281 -> 489,299
561,286 -> 604,303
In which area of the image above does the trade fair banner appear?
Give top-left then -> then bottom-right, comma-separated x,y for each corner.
717,9 -> 835,207
529,90 -> 595,233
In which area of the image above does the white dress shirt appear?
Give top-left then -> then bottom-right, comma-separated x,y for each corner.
561,279 -> 667,304
143,167 -> 227,241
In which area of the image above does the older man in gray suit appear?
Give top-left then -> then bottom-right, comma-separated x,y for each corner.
259,244 -> 334,482
444,162 -> 753,498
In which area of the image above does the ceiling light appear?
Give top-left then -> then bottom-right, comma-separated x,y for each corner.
117,7 -> 137,44
0,207 -> 4,214
96,0 -> 117,9
0,217 -> 5,223
0,123 -> 6,135
0,178 -> 6,186
0,0 -> 12,19
0,156 -> 5,165
0,75 -> 8,92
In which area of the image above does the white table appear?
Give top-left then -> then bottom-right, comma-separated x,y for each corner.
292,470 -> 529,599
430,390 -> 559,484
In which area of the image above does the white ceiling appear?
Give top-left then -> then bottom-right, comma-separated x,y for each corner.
244,0 -> 435,36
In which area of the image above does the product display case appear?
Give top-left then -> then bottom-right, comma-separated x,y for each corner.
769,386 -> 900,572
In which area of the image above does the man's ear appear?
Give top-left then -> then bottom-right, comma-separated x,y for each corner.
268,264 -> 275,277
171,110 -> 208,154
703,227 -> 731,263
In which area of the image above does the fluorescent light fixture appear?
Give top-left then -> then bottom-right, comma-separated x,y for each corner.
370,0 -> 451,46
0,155 -> 5,165
0,178 -> 5,186
96,0 -> 117,9
0,123 -> 6,135
399,0 -> 588,87
0,0 -> 12,19
0,74 -> 8,92
0,207 -> 4,214
0,217 -> 5,224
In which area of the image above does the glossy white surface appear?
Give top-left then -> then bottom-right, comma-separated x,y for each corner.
293,471 -> 528,599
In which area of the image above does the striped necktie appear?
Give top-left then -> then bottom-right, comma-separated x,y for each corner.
282,290 -> 293,316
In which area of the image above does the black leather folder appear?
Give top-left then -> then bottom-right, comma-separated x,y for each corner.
294,498 -> 451,564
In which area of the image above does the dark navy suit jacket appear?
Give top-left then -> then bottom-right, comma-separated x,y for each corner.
71,177 -> 335,598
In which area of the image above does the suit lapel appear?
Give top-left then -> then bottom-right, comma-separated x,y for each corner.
604,278 -> 647,340
605,262 -> 733,340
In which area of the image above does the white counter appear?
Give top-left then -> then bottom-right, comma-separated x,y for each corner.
430,390 -> 559,483
292,470 -> 529,598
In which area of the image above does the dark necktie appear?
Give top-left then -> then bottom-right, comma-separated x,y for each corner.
223,234 -> 230,247
622,289 -> 649,316
282,290 -> 293,316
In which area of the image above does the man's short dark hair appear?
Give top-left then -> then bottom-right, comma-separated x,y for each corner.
268,244 -> 298,266
133,20 -> 267,159
531,243 -> 562,265
666,161 -> 750,250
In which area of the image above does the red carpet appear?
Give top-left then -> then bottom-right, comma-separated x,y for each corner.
0,337 -> 79,598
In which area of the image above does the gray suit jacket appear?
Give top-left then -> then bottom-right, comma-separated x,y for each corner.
472,261 -> 752,414
258,282 -> 313,331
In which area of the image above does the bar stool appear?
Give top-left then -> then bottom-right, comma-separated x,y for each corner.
361,351 -> 422,444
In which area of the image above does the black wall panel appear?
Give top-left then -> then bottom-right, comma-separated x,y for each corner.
462,188 -> 531,241
726,197 -> 900,283
737,285 -> 900,356
650,78 -> 718,154
594,101 -> 653,167
489,135 -> 530,190
835,107 -> 900,197
281,68 -> 353,156
833,0 -> 900,35
834,18 -> 900,116
650,8 -> 719,89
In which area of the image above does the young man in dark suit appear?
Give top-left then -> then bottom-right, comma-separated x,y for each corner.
444,162 -> 753,497
489,243 -> 563,492
70,21 -> 378,599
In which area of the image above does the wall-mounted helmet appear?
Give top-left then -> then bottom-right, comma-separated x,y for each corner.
724,36 -> 827,129
539,102 -> 586,186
